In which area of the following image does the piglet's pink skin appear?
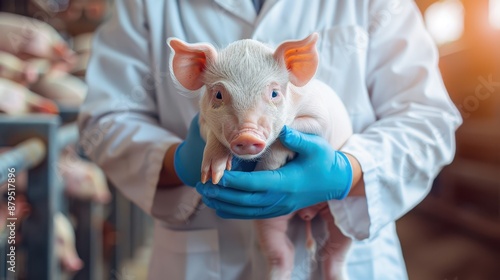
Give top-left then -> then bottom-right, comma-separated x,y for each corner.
59,148 -> 112,204
54,212 -> 84,272
0,78 -> 59,115
0,13 -> 76,72
0,51 -> 38,85
31,71 -> 87,107
168,34 -> 353,280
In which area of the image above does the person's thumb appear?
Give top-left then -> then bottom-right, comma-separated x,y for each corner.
279,126 -> 312,154
187,114 -> 202,140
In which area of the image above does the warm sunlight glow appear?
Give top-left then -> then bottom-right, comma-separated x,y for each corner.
490,0 -> 500,29
425,0 -> 464,45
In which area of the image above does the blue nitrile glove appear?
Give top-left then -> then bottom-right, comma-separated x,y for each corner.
196,126 -> 353,219
174,114 -> 257,187
173,115 -> 206,187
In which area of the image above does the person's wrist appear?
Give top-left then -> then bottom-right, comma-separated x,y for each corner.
342,152 -> 366,197
173,141 -> 190,186
172,114 -> 205,187
334,151 -> 353,200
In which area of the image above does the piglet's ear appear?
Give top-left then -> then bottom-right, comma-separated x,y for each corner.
167,38 -> 217,91
273,33 -> 319,87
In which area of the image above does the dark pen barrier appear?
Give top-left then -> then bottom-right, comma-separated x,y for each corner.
0,112 -> 152,280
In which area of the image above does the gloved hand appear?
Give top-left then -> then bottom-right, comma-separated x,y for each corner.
173,115 -> 205,187
174,114 -> 257,187
196,126 -> 353,219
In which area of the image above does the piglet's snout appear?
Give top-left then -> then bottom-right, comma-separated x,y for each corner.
230,133 -> 265,156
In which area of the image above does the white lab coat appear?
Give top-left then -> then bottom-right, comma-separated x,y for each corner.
78,0 -> 462,279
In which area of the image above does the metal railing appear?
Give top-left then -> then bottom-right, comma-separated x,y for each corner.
0,115 -> 67,280
0,114 -> 152,280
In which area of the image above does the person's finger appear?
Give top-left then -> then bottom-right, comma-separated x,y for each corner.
196,182 -> 283,207
202,196 -> 285,218
188,114 -> 203,141
220,169 -> 284,191
195,181 -> 222,198
216,208 -> 288,220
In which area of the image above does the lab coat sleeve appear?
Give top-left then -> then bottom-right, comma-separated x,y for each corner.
77,0 -> 199,224
329,1 -> 462,240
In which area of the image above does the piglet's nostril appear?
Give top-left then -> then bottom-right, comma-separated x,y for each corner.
252,142 -> 265,149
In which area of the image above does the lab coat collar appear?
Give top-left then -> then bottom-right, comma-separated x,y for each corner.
213,0 -> 280,25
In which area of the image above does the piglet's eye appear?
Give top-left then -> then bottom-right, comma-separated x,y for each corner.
271,90 -> 279,98
216,91 -> 222,99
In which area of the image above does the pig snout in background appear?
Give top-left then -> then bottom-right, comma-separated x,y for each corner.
168,33 -> 353,280
54,212 -> 84,272
59,147 -> 112,204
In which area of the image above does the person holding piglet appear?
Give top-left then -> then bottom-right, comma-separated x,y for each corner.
78,1 -> 461,279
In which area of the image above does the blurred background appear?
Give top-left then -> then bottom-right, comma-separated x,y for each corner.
400,1 -> 500,280
0,0 -> 498,279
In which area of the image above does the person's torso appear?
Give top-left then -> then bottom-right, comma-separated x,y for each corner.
143,1 -> 406,279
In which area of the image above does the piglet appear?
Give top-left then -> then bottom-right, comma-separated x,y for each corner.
168,34 -> 353,280
54,212 -> 84,272
0,78 -> 59,115
0,51 -> 39,85
59,147 -> 112,204
0,12 -> 76,70
30,71 -> 87,107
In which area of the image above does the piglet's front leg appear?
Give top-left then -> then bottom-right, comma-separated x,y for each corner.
201,131 -> 232,184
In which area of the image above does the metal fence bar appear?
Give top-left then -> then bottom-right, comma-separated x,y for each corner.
72,200 -> 105,280
109,188 -> 132,279
57,124 -> 79,151
130,204 -> 142,257
58,106 -> 80,124
54,123 -> 79,215
130,204 -> 150,257
58,122 -> 106,280
117,191 -> 132,271
0,121 -> 78,176
1,116 -> 127,280
0,230 -> 8,280
0,115 -> 61,280
0,138 -> 45,185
